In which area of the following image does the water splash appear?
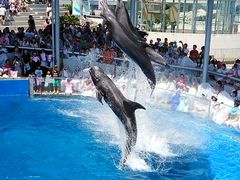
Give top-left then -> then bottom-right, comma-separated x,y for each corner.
59,63 -> 208,172
59,98 -> 207,172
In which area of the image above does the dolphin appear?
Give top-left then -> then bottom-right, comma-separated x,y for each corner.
115,0 -> 146,43
114,0 -> 167,66
89,66 -> 146,165
101,1 -> 156,89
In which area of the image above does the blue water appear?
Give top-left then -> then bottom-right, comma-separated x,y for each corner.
0,96 -> 240,180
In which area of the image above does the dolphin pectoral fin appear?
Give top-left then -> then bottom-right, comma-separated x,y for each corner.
123,100 -> 146,112
96,91 -> 103,104
145,47 -> 166,65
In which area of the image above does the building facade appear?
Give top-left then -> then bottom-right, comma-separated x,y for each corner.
89,0 -> 240,34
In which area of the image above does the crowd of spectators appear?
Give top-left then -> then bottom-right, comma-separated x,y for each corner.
0,13 -> 239,97
0,15 -> 126,80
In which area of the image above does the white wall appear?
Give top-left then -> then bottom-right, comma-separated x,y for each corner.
147,32 -> 240,61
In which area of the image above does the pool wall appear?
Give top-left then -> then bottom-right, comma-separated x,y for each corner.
0,79 -> 29,96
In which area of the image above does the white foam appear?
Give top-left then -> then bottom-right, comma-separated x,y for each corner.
124,152 -> 152,172
60,98 -> 207,172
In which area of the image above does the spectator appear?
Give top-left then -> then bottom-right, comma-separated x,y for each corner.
103,48 -> 116,64
176,74 -> 188,91
163,38 -> 168,53
0,49 -> 8,68
53,69 -> 60,94
31,51 -> 40,71
20,0 -> 28,12
34,66 -> 43,93
44,70 -> 54,92
9,2 -> 17,16
22,49 -> 31,76
216,63 -> 228,81
43,18 -> 50,29
27,15 -> 36,32
156,38 -> 162,47
179,41 -> 189,56
0,4 -> 6,25
40,50 -> 48,68
46,3 -> 51,17
149,39 -> 154,47
65,78 -> 73,95
189,45 -> 199,63
198,46 -> 205,68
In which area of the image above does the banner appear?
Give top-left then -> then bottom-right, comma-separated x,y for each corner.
82,0 -> 90,15
72,0 -> 81,15
98,0 -> 103,10
72,0 -> 90,15
98,0 -> 108,10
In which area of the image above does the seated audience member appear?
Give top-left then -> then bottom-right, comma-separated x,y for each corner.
176,74 -> 187,91
103,48 -> 116,64
171,91 -> 181,111
216,63 -> 228,81
226,101 -> 240,123
230,63 -> 239,78
3,59 -> 13,74
0,4 -> 6,25
9,2 -> 18,16
231,90 -> 240,105
210,81 -> 223,102
0,49 -> 8,68
215,80 -> 224,94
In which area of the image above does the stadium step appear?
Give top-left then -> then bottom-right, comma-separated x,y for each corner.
2,2 -> 69,30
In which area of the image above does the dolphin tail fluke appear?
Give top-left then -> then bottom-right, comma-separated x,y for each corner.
123,100 -> 146,112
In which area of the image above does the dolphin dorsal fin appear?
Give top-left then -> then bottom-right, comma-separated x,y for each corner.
123,100 -> 146,112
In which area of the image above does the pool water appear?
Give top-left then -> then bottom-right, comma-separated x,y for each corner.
0,96 -> 240,180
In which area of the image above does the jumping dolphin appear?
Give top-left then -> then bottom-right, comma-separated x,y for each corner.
89,66 -> 146,165
115,0 -> 167,66
101,1 -> 156,89
115,0 -> 146,43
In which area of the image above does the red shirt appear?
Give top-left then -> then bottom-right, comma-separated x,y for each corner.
190,49 -> 199,59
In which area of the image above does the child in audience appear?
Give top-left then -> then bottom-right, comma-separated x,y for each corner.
44,70 -> 54,93
34,66 -> 43,93
65,79 -> 73,95
176,74 -> 188,91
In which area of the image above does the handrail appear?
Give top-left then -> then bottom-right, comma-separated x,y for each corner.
0,45 -> 53,52
1,44 -> 240,83
170,64 -> 240,82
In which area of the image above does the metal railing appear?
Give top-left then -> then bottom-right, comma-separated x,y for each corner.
0,43 -> 239,83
